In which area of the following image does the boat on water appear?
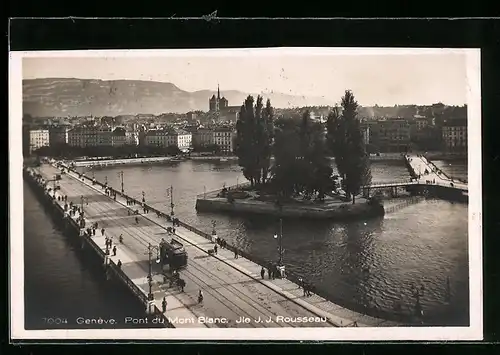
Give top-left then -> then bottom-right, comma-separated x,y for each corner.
219,158 -> 229,162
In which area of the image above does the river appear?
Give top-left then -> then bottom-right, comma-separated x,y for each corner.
65,158 -> 470,326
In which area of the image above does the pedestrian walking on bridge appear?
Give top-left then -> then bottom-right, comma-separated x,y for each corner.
214,244 -> 218,254
112,245 -> 117,256
101,228 -> 105,237
162,297 -> 167,313
198,290 -> 204,304
261,267 -> 265,279
117,259 -> 122,268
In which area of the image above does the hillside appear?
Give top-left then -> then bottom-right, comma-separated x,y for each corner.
22,78 -> 335,117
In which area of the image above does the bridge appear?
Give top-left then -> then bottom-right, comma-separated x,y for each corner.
26,162 -> 405,328
362,179 -> 468,192
402,154 -> 468,192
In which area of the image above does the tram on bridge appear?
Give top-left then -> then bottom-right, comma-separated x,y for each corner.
159,238 -> 188,271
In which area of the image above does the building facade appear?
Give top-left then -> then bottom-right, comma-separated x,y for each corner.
48,125 -> 69,146
125,129 -> 139,145
29,128 -> 50,153
212,127 -> 236,154
97,125 -> 113,146
68,126 -> 98,147
111,127 -> 127,147
175,129 -> 192,151
192,128 -> 214,147
442,118 -> 467,151
369,119 -> 411,152
144,128 -> 192,149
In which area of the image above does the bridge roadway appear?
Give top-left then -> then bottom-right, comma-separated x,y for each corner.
405,154 -> 468,191
35,164 -> 399,328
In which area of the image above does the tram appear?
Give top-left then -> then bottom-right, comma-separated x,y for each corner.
159,238 -> 188,271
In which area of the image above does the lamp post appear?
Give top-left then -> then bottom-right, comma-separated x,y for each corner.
236,177 -> 239,189
104,175 -> 108,187
168,185 -> 175,224
49,175 -> 58,198
145,243 -> 161,302
142,191 -> 146,203
118,171 -> 124,193
203,185 -> 206,199
211,220 -> 217,240
273,218 -> 284,267
92,169 -> 96,185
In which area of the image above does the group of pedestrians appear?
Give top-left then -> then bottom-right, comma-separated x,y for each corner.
126,198 -> 137,206
298,277 -> 314,297
172,218 -> 181,227
104,235 -> 117,256
260,266 -> 280,280
215,237 -> 228,249
214,237 -> 238,258
105,188 -> 117,200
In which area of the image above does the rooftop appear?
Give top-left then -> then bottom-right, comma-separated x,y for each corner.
443,118 -> 467,127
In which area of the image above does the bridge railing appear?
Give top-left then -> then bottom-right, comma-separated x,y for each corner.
363,180 -> 417,188
197,182 -> 252,199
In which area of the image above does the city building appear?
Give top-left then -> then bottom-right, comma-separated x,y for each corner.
212,126 -> 236,154
29,128 -> 50,153
192,127 -> 214,147
145,128 -> 169,147
442,118 -> 467,151
125,129 -> 139,146
48,125 -> 70,146
97,125 -> 113,146
174,129 -> 193,152
111,127 -> 127,147
68,125 -> 98,147
369,119 -> 411,152
144,128 -> 192,150
187,112 -> 198,120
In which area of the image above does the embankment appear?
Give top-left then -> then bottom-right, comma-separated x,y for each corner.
196,196 -> 385,221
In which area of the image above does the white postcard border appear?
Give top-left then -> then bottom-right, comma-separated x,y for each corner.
9,47 -> 482,341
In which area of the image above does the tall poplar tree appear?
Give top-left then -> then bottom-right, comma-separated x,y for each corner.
327,90 -> 372,203
235,95 -> 274,187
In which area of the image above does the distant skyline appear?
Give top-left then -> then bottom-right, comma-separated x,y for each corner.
22,49 -> 469,106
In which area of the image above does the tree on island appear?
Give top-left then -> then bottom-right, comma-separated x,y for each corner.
327,90 -> 372,204
271,111 -> 334,201
234,95 -> 274,187
271,116 -> 303,198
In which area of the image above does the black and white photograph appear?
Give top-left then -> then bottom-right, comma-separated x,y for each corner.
9,48 -> 482,341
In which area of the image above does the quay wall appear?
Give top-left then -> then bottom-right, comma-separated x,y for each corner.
195,198 -> 385,221
22,169 -> 175,328
58,162 -> 417,325
69,156 -> 176,167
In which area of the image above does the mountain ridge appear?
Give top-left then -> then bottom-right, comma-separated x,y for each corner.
23,78 -> 335,117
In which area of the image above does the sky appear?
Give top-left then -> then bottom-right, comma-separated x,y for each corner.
22,49 -> 469,106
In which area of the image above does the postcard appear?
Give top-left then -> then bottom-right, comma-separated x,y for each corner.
9,47 -> 482,341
